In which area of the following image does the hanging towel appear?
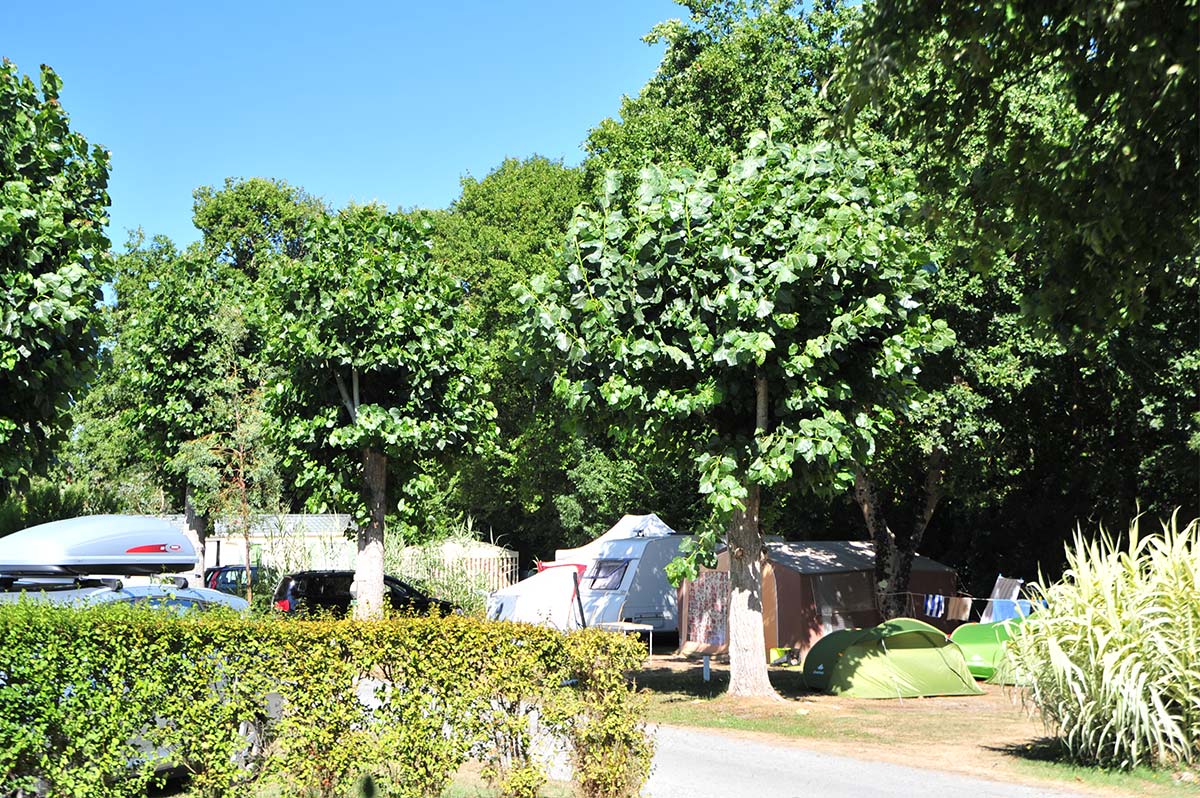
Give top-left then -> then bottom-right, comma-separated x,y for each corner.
979,575 -> 1024,623
945,596 -> 973,621
988,599 -> 1033,622
923,593 -> 946,618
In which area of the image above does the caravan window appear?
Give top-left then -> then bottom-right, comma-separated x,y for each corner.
584,559 -> 629,591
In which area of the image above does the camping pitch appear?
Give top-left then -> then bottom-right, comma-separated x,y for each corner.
678,540 -> 958,659
802,618 -> 983,699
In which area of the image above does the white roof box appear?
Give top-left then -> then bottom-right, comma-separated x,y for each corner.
0,515 -> 196,577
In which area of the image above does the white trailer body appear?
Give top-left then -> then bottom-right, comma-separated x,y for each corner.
487,513 -> 688,633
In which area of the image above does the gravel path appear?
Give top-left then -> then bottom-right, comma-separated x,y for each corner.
643,725 -> 1080,798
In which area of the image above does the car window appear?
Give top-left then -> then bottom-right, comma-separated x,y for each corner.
321,575 -> 353,597
216,570 -> 243,591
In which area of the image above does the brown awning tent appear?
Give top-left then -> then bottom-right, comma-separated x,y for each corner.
678,541 -> 958,660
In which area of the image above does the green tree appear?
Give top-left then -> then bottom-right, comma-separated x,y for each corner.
0,60 -> 110,492
518,135 -> 952,696
266,204 -> 495,619
427,156 -> 701,558
586,0 -> 857,182
842,0 -> 1200,331
65,178 -> 319,521
192,176 -> 323,276
171,302 -> 281,601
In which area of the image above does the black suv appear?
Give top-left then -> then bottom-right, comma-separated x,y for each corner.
271,570 -> 453,616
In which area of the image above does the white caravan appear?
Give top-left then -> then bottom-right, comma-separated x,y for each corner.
487,513 -> 688,632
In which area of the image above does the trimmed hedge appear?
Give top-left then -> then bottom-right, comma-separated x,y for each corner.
0,605 -> 653,798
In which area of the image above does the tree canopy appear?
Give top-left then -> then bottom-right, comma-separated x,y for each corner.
266,204 -> 495,617
842,0 -> 1200,331
586,0 -> 857,181
0,61 -> 110,492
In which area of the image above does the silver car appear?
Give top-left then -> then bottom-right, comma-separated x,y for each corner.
0,576 -> 249,611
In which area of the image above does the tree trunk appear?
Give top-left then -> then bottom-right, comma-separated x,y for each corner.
184,487 -> 208,587
726,484 -> 775,697
726,371 -> 777,699
854,469 -> 903,619
355,447 -> 388,620
855,448 -> 947,621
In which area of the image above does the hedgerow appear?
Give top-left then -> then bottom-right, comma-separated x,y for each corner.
0,606 -> 653,798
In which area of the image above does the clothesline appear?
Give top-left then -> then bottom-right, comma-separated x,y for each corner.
874,590 -> 1032,622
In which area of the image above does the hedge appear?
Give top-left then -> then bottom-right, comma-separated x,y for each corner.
0,604 -> 653,798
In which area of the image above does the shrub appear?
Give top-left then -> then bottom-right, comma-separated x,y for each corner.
546,629 -> 655,798
0,603 -> 173,798
1011,514 -> 1200,769
0,605 -> 653,798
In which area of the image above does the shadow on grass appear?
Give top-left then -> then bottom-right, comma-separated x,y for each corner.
635,660 -> 817,700
986,738 -> 1198,795
986,737 -> 1071,762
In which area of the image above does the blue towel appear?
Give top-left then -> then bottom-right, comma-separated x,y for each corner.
988,599 -> 1032,622
924,593 -> 946,618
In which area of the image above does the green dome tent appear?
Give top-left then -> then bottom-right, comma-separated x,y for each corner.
950,618 -> 1023,682
802,618 -> 983,699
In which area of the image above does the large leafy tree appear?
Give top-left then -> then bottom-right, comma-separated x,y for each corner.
192,176 -> 323,277
586,0 -> 857,182
518,135 -> 952,696
66,179 -> 319,512
0,61 -> 110,492
266,204 -> 494,619
427,156 -> 701,557
842,0 -> 1200,331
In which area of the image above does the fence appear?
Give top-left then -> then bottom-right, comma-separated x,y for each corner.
396,547 -> 519,593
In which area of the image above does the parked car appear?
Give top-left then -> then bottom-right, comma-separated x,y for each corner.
0,515 -> 248,613
271,570 -> 454,616
0,576 -> 250,612
203,564 -> 264,595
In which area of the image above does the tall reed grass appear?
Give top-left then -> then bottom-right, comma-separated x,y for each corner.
1011,514 -> 1199,769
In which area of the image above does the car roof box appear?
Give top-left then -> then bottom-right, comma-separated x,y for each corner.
0,515 -> 196,577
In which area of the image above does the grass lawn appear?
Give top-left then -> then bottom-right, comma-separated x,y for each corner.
635,652 -> 1197,798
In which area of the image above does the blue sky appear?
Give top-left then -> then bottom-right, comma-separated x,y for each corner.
5,1 -> 680,249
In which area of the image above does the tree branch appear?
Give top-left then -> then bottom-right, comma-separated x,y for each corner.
335,370 -> 357,423
911,446 -> 946,547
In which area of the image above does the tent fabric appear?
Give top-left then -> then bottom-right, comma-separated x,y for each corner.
554,513 -> 675,562
951,619 -> 1023,681
678,542 -> 959,660
801,618 -> 984,699
487,566 -> 583,629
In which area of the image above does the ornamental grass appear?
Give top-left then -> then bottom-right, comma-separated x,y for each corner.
1011,513 -> 1200,769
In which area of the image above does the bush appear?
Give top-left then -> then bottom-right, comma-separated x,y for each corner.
0,605 -> 653,798
1011,514 -> 1200,769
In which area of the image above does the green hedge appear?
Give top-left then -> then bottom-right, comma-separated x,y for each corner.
0,605 -> 653,798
